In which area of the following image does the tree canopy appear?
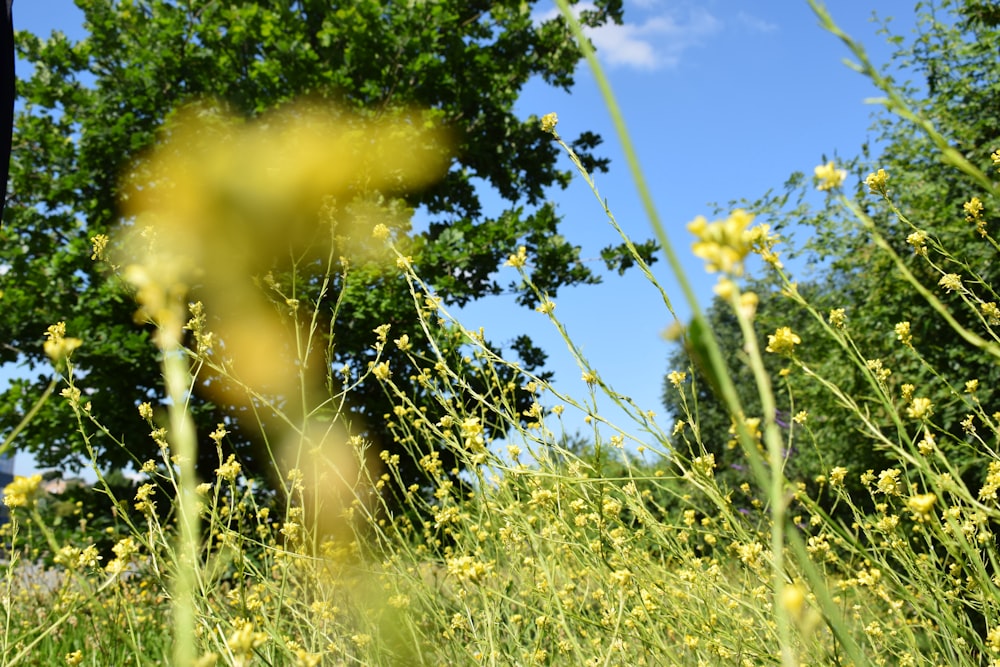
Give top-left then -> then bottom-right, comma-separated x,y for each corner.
0,0 -> 657,497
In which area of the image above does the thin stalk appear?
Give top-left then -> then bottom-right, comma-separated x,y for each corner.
163,346 -> 200,667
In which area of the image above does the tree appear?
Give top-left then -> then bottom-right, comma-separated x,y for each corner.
663,0 -> 1000,506
0,0 -> 656,499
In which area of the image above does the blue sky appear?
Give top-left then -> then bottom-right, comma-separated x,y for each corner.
6,0 -> 919,475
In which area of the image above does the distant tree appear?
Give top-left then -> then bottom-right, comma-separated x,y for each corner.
0,0 -> 657,501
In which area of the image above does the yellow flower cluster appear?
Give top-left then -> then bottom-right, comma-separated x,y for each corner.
505,245 -> 528,268
687,209 -> 755,276
43,321 -> 82,365
216,454 -> 242,482
765,326 -> 801,356
864,168 -> 889,195
815,161 -> 847,191
3,474 -> 43,509
906,397 -> 934,421
540,112 -> 559,134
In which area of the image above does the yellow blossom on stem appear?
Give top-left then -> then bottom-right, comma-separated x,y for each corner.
938,273 -> 963,293
864,168 -> 889,195
535,300 -> 555,315
43,322 -> 82,365
372,361 -> 391,381
907,230 -> 929,256
982,302 -> 1000,325
540,112 -> 558,134
505,245 -> 528,268
964,196 -> 984,221
876,468 -> 902,495
765,326 -> 801,355
667,370 -> 687,388
216,454 -> 242,482
90,233 -> 110,261
907,397 -> 934,421
371,223 -> 390,241
895,321 -> 912,346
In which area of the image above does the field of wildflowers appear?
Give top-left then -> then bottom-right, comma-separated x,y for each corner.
4,2 -> 1000,665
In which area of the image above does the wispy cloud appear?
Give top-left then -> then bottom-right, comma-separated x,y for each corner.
591,9 -> 719,69
537,3 -> 720,71
736,11 -> 778,33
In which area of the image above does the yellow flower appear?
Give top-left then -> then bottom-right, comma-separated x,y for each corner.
829,466 -> 848,487
43,322 -> 82,365
894,321 -> 912,345
876,468 -> 902,495
765,326 -> 801,355
65,650 -> 84,666
906,397 -> 934,421
828,308 -> 847,328
938,273 -> 963,293
964,196 -> 984,221
371,223 -> 390,240
3,474 -> 43,509
505,245 -> 528,268
688,209 -> 755,276
815,161 -> 846,191
864,168 -> 889,194
90,234 -> 110,261
215,454 -> 242,482
446,555 -> 493,582
981,301 -> 1000,325
540,112 -> 558,134
535,300 -> 555,315
227,619 -> 267,657
906,230 -> 928,256
908,492 -> 936,519
667,370 -> 687,388
393,333 -> 411,351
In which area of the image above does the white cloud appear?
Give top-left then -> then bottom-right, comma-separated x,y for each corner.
536,3 -> 720,71
591,10 -> 719,69
736,11 -> 778,33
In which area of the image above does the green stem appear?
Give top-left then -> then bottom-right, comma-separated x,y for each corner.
163,347 -> 200,667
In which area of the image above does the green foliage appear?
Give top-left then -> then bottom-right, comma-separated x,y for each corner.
0,0 -> 659,498
664,0 -> 1000,506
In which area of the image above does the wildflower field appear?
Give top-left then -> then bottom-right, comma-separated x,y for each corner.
4,1 -> 1000,665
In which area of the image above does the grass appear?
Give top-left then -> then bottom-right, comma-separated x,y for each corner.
3,3 -> 1000,666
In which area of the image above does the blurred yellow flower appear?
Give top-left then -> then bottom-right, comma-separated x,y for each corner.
3,474 -> 43,509
815,161 -> 846,191
688,209 -> 755,276
43,322 -> 82,365
908,492 -> 936,519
